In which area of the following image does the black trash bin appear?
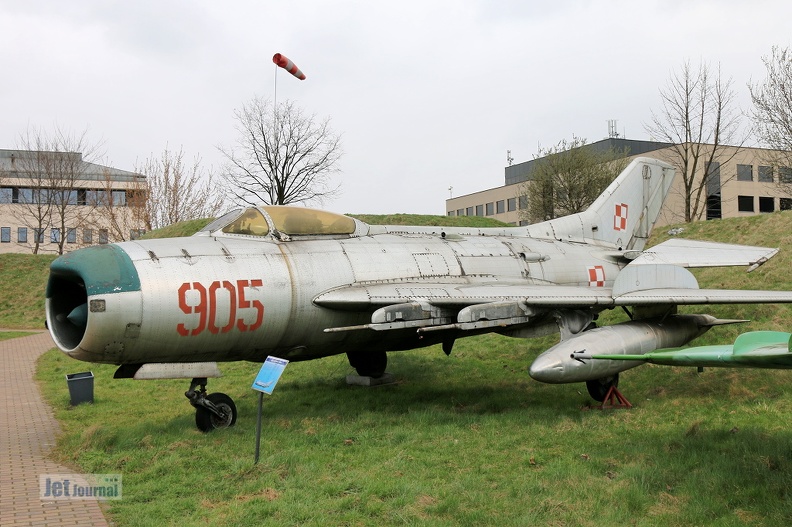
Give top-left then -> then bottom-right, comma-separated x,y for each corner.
66,371 -> 94,405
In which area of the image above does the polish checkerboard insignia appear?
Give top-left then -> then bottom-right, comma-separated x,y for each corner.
613,203 -> 628,231
587,265 -> 605,287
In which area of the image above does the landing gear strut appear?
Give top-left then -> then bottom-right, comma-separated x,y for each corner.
185,378 -> 237,432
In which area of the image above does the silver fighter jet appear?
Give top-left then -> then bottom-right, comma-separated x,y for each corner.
45,157 -> 792,430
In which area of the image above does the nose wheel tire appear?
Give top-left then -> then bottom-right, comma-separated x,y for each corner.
195,392 -> 237,432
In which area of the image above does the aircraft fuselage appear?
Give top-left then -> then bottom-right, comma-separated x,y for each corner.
47,228 -> 623,366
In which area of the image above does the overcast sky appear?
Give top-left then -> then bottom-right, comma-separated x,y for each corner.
2,0 -> 791,215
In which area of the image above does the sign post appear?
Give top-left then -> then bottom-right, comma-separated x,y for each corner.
251,356 -> 289,464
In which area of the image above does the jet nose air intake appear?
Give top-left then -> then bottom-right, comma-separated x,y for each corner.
46,244 -> 141,353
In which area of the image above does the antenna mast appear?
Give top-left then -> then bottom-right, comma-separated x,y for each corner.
607,120 -> 620,139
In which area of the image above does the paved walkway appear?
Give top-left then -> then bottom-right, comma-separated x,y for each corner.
0,331 -> 109,526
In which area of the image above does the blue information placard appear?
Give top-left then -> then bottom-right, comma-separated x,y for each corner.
252,356 -> 289,394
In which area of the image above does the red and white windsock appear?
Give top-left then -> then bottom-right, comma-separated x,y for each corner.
272,53 -> 306,80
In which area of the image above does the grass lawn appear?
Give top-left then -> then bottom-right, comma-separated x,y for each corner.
0,330 -> 35,341
38,329 -> 792,526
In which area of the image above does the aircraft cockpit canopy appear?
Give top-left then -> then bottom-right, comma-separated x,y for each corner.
221,208 -> 270,236
214,206 -> 358,237
263,206 -> 356,235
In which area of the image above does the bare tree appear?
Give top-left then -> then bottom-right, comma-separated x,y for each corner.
136,147 -> 226,231
90,168 -> 148,242
645,61 -> 744,222
519,136 -> 628,223
219,97 -> 343,206
10,127 -> 103,254
749,46 -> 792,193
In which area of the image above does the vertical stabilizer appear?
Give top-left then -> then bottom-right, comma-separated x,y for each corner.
587,157 -> 675,250
526,157 -> 675,251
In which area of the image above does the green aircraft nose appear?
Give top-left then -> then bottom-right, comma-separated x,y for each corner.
47,244 -> 141,352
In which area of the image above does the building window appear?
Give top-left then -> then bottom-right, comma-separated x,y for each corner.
456,209 -> 464,216
466,207 -> 473,216
18,227 -> 27,243
67,228 -> 77,244
1,227 -> 9,243
496,200 -> 505,214
14,188 -> 34,204
51,190 -> 78,206
507,198 -> 516,212
34,228 -> 45,244
519,196 -> 528,209
485,202 -> 494,216
0,188 -> 11,204
86,190 -> 102,206
475,205 -> 484,216
99,229 -> 108,244
781,198 -> 792,211
447,211 -> 453,217
759,196 -> 775,213
51,228 -> 61,243
737,164 -> 753,182
112,190 -> 127,206
780,167 -> 792,184
83,229 -> 93,244
737,195 -> 754,212
758,166 -> 774,183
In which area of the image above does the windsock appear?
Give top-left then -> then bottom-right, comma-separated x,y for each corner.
272,53 -> 306,80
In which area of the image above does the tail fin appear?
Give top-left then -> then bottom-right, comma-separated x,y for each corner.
526,157 -> 675,251
586,157 -> 675,250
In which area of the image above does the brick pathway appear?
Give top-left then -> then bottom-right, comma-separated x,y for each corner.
0,332 -> 109,526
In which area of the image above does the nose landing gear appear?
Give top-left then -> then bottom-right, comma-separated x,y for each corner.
185,378 -> 237,432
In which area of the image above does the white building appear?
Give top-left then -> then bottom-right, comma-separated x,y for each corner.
447,138 -> 792,226
0,149 -> 147,254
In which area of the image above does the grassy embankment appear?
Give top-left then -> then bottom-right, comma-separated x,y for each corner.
7,211 -> 792,525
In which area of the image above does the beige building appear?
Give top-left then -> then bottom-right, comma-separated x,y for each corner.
446,138 -> 792,227
0,149 -> 147,254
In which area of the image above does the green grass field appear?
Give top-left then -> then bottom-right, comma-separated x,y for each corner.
12,210 -> 792,525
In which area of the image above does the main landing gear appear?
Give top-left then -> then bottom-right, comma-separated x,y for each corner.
585,373 -> 632,409
185,378 -> 237,432
585,374 -> 619,402
346,350 -> 388,378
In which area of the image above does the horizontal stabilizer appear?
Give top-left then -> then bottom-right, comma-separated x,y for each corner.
631,239 -> 778,271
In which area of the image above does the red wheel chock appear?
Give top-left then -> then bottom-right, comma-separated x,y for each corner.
598,386 -> 632,410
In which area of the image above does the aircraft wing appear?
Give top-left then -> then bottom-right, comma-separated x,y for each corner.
629,238 -> 778,270
316,279 -> 792,334
314,281 -> 615,310
315,281 -> 792,308
589,331 -> 792,369
614,289 -> 792,305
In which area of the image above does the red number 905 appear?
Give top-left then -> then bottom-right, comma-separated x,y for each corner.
177,279 -> 264,336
